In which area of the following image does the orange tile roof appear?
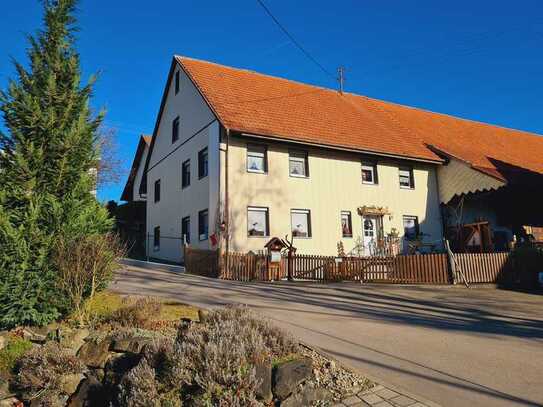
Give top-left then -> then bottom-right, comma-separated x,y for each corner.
176,56 -> 543,177
121,134 -> 151,201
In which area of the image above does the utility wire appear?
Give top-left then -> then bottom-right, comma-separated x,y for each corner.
255,0 -> 334,79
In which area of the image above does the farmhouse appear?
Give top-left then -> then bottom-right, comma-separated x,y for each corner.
122,56 -> 543,263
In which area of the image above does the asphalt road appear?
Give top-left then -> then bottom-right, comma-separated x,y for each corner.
112,265 -> 543,407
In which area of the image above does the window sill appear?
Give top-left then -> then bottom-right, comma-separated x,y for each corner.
198,175 -> 208,180
400,186 -> 415,190
289,174 -> 309,179
247,169 -> 267,174
342,235 -> 353,239
362,182 -> 378,186
181,185 -> 190,190
248,234 -> 270,238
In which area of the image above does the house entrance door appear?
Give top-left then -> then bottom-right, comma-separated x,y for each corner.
362,216 -> 382,255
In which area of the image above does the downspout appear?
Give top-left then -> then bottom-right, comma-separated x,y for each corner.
225,128 -> 230,272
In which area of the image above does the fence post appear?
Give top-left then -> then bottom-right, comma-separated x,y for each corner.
444,239 -> 457,284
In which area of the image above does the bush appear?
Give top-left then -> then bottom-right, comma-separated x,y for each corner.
510,245 -> 543,287
54,233 -> 126,326
105,297 -> 163,329
14,342 -> 85,404
117,306 -> 299,407
0,335 -> 33,379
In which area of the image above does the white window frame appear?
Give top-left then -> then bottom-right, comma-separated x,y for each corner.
198,209 -> 209,241
291,209 -> 312,238
361,163 -> 378,185
181,216 -> 190,244
341,211 -> 353,238
247,207 -> 269,237
403,215 -> 419,240
399,167 -> 415,189
153,226 -> 160,251
289,151 -> 309,178
247,144 -> 267,174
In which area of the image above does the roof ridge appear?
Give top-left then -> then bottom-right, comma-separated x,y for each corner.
175,55 -> 341,97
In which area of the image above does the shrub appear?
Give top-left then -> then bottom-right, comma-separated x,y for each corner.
14,342 -> 85,403
119,337 -> 179,407
105,297 -> 163,329
0,335 -> 33,379
54,233 -> 126,326
117,306 -> 299,407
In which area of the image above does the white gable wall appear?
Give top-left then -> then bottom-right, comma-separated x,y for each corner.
146,64 -> 219,263
132,145 -> 148,201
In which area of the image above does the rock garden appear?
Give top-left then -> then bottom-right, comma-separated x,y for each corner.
0,293 -> 372,406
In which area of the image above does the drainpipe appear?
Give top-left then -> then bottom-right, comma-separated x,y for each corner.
224,128 -> 230,271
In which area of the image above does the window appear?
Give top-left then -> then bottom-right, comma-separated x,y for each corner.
174,71 -> 180,95
154,179 -> 161,203
172,116 -> 180,143
198,148 -> 208,179
247,144 -> 267,173
153,226 -> 160,251
289,151 -> 309,177
341,211 -> 353,238
399,167 -> 415,189
403,216 -> 419,240
198,209 -> 209,241
291,209 -> 311,238
182,216 -> 190,244
247,207 -> 269,237
182,159 -> 190,188
361,162 -> 378,184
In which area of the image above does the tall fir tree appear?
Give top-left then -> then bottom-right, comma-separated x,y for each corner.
0,0 -> 112,328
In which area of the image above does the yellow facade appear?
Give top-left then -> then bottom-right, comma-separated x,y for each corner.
224,136 -> 444,256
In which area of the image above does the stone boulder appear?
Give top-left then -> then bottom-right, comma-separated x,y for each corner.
59,373 -> 85,397
103,353 -> 142,386
0,379 -> 12,400
0,332 -> 8,352
77,340 -> 111,369
59,329 -> 90,355
273,357 -> 313,400
280,383 -> 331,406
111,337 -> 150,354
254,361 -> 272,401
67,376 -> 106,407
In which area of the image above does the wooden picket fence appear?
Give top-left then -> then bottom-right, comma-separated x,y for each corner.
220,252 -> 269,281
183,246 -> 520,285
290,253 -> 450,284
454,252 -> 512,284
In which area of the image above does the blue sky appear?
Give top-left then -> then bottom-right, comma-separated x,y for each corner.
1,0 -> 542,202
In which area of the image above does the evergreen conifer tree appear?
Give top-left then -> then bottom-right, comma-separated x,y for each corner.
0,0 -> 112,328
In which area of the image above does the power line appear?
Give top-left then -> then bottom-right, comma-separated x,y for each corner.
255,0 -> 334,79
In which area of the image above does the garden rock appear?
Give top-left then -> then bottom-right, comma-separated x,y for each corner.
104,353 -> 142,386
111,337 -> 149,354
77,340 -> 111,368
0,398 -> 20,407
60,329 -> 90,355
21,327 -> 47,344
0,379 -> 11,399
59,373 -> 85,396
0,332 -> 8,351
273,357 -> 313,400
280,383 -> 331,406
67,376 -> 105,407
254,361 -> 272,401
